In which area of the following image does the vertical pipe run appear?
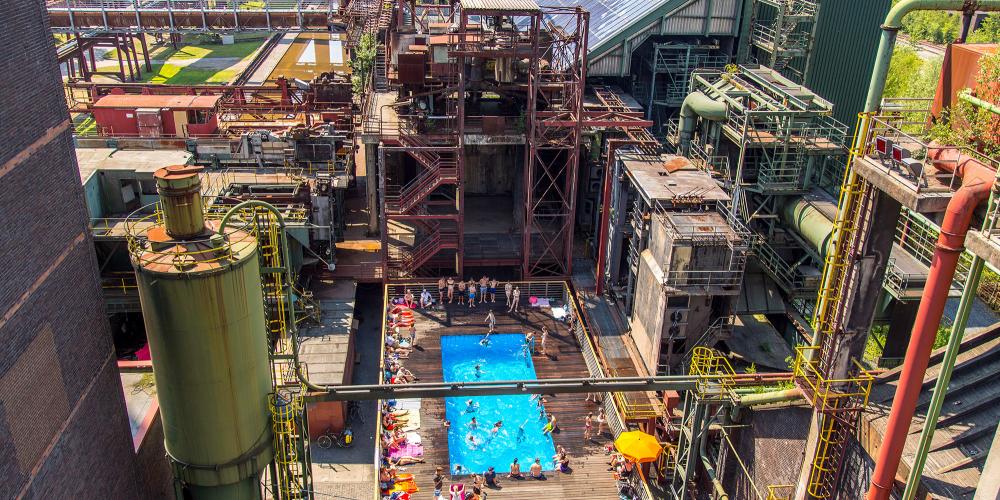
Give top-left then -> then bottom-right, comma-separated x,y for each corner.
832,2 -> 1000,498
901,92 -> 1000,500
867,150 -> 995,499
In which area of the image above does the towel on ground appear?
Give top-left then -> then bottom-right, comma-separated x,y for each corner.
534,297 -> 551,307
552,306 -> 568,319
399,413 -> 422,432
395,399 -> 421,411
390,442 -> 424,458
405,431 -> 422,444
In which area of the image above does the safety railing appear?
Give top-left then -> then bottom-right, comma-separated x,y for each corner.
792,345 -> 873,413
754,237 -> 817,295
689,140 -> 731,182
101,274 -> 139,293
859,114 -> 1000,194
688,346 -> 737,398
895,207 -> 972,286
124,199 -> 259,268
766,484 -> 795,500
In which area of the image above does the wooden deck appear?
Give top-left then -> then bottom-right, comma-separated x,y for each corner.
387,296 -> 622,499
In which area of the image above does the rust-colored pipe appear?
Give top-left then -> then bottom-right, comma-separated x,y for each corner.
867,148 -> 994,499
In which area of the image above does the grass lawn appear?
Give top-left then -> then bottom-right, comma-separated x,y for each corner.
150,40 -> 264,61
136,63 -> 241,85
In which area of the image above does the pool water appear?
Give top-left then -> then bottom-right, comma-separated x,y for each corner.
441,333 -> 556,475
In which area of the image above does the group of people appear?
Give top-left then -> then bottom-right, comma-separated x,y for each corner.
437,276 -> 522,312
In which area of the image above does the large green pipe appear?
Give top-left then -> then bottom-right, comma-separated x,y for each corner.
780,195 -> 835,259
135,168 -> 272,500
678,91 -> 728,154
959,88 -> 1000,115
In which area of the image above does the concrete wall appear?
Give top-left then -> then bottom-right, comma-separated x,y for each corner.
0,0 -> 140,496
631,250 -> 665,374
463,144 -> 520,195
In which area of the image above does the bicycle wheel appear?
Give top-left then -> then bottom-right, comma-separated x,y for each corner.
316,435 -> 333,449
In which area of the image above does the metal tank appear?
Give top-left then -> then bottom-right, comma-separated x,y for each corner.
129,165 -> 272,500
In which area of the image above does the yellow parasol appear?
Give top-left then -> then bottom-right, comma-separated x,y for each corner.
614,430 -> 663,463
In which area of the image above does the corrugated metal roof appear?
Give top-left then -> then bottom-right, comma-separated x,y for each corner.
93,94 -> 222,109
547,0 -> 670,54
461,0 -> 540,12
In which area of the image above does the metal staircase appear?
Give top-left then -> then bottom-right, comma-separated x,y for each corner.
374,43 -> 388,92
746,0 -> 820,81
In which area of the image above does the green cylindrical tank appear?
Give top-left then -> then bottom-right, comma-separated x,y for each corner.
131,165 -> 272,500
780,194 -> 836,258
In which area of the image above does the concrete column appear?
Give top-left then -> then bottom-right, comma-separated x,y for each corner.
884,300 -> 919,361
974,425 -> 1000,500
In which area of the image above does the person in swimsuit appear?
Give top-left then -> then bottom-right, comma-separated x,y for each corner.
485,309 -> 496,335
529,458 -> 543,479
438,277 -> 447,304
457,280 -> 466,305
508,458 -> 523,479
478,276 -> 489,303
508,286 -> 521,313
504,282 -> 513,307
468,282 -> 477,309
584,412 -> 593,440
488,278 -> 498,303
447,277 -> 455,303
539,326 -> 548,357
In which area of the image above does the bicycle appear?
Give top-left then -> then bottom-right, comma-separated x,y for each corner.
316,425 -> 354,449
347,400 -> 366,426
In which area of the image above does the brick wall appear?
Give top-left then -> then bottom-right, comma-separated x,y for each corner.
0,0 -> 140,497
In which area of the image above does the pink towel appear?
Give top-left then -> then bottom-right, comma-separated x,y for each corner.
390,443 -> 424,458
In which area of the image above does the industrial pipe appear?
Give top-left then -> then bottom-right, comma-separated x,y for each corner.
902,91 -> 1000,500
699,416 -> 730,500
780,195 -> 835,258
867,147 -> 995,499
678,91 -> 727,154
736,387 -> 803,407
959,88 -> 1000,116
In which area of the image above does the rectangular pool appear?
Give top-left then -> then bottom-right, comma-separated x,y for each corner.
441,333 -> 556,475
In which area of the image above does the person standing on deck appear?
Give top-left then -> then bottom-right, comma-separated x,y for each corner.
479,276 -> 489,303
596,408 -> 607,436
457,279 -> 466,305
488,278 -> 498,303
433,466 -> 445,500
447,277 -> 455,304
467,281 -> 477,309
485,309 -> 496,337
539,325 -> 548,357
504,281 -> 513,307
584,412 -> 594,441
438,277 -> 447,304
508,286 -> 521,313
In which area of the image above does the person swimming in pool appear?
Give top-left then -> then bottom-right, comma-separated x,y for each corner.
492,421 -> 503,434
469,416 -> 478,429
474,364 -> 484,378
466,399 -> 478,413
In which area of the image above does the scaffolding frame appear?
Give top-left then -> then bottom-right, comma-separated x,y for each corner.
741,0 -> 821,82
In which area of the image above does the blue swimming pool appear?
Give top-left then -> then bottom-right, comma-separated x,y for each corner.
441,333 -> 556,475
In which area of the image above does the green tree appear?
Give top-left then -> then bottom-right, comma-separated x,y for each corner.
350,33 -> 379,94
928,52 -> 1000,158
968,14 -> 1000,43
884,46 -> 924,98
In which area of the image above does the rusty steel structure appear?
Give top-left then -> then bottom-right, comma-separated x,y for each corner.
374,1 -> 592,279
46,0 -> 342,33
66,76 -> 354,136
